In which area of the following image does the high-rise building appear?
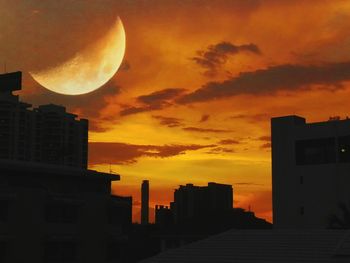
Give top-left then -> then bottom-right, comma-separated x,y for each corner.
173,182 -> 233,223
272,115 -> 350,228
0,71 -> 88,168
141,180 -> 149,225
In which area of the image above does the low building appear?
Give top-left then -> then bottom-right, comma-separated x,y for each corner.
0,159 -> 132,263
155,205 -> 173,228
141,229 -> 350,263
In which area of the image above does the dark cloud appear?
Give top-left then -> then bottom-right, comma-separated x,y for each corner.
119,60 -> 131,71
234,182 -> 263,186
206,147 -> 235,154
137,88 -> 185,104
152,115 -> 183,127
192,41 -> 261,76
89,142 -> 216,165
258,136 -> 271,142
119,104 -> 165,116
199,114 -> 210,122
182,127 -> 232,133
260,142 -> 271,149
218,139 -> 240,145
120,88 -> 186,116
177,62 -> 350,104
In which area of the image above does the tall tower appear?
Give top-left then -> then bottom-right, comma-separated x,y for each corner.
141,180 -> 149,225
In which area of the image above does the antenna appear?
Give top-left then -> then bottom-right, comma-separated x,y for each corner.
248,205 -> 251,212
4,62 -> 6,73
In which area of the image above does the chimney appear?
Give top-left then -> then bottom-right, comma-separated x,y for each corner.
141,180 -> 149,225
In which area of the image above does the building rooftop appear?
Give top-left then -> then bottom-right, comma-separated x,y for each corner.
272,115 -> 350,126
141,229 -> 350,263
0,159 -> 119,181
0,71 -> 22,92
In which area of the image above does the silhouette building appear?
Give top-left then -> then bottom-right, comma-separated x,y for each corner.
0,72 -> 88,168
155,205 -> 173,228
0,71 -> 132,262
272,115 -> 350,228
141,180 -> 149,225
0,159 -> 132,262
172,182 -> 233,223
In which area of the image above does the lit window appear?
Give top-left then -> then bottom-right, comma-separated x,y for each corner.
338,136 -> 350,162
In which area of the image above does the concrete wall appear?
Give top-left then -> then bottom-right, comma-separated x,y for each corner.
272,115 -> 350,228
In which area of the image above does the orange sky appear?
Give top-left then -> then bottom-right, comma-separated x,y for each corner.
3,0 -> 350,222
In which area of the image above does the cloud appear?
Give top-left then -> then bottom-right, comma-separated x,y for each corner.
89,142 -> 216,165
177,62 -> 350,104
119,60 -> 131,71
182,127 -> 232,133
152,115 -> 183,127
218,139 -> 240,145
260,142 -> 271,149
191,41 -> 261,76
199,114 -> 210,122
258,136 -> 271,142
206,147 -> 235,154
119,104 -> 164,116
234,182 -> 263,186
137,88 -> 185,104
120,88 -> 186,116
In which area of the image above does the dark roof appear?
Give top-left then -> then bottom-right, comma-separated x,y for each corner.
0,71 -> 22,92
141,229 -> 350,263
0,159 -> 119,181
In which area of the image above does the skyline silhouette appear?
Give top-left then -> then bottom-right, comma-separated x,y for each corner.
2,0 -> 350,233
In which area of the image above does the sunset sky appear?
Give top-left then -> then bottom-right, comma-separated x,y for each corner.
3,0 -> 350,222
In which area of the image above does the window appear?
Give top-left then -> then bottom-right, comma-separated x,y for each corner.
44,241 -> 76,262
45,201 -> 78,224
300,206 -> 304,215
300,176 -> 303,185
338,135 -> 350,163
295,137 -> 336,165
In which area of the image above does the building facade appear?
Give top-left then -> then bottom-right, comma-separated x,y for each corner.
0,159 -> 132,263
173,182 -> 233,223
272,115 -> 350,228
0,71 -> 88,168
155,205 -> 173,228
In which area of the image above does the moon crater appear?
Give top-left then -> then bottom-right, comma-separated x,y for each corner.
30,17 -> 126,95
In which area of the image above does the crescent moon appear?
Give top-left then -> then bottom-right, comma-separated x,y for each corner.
30,17 -> 126,95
